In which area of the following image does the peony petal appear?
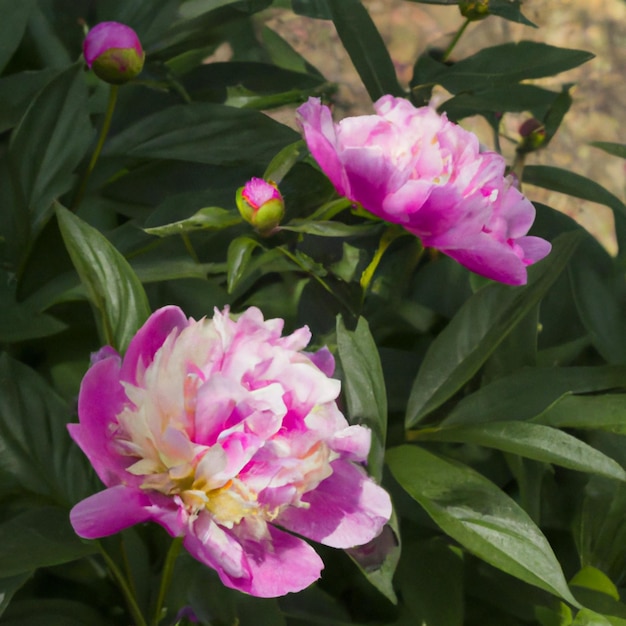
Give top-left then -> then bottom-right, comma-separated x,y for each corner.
441,233 -> 529,285
233,521 -> 324,597
121,305 -> 188,386
516,235 -> 552,265
296,98 -> 350,197
71,355 -> 131,486
278,460 -> 391,549
306,346 -> 335,377
185,514 -> 248,580
70,485 -> 152,539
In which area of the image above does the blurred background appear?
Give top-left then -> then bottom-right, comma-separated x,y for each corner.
262,0 -> 625,253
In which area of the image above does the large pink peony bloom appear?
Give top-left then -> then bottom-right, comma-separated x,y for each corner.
69,306 -> 391,597
296,96 -> 551,285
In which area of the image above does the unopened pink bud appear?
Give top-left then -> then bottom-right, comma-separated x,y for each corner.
83,22 -> 144,85
236,177 -> 285,235
517,118 -> 547,153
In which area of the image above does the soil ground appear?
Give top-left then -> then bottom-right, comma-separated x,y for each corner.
262,0 -> 625,252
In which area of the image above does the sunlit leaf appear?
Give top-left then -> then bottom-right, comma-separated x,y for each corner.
336,315 -> 387,480
387,445 -> 580,605
405,232 -> 581,427
144,206 -> 242,237
326,0 -> 404,101
55,204 -> 151,353
415,421 -> 626,481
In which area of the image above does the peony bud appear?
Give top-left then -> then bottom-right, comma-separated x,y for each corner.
83,22 -> 145,85
236,177 -> 285,235
517,118 -> 547,153
459,0 -> 490,21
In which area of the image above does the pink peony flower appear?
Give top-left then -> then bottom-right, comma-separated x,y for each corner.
296,96 -> 551,285
83,22 -> 144,85
69,306 -> 391,597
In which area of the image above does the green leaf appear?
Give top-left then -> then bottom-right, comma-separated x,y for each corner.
131,258 -> 227,283
436,42 -> 594,93
227,236 -> 260,293
0,507 -> 96,578
263,140 -> 306,185
0,69 -> 58,134
144,206 -> 242,237
575,477 -> 626,583
0,271 -> 67,342
291,0 -> 331,19
590,142 -> 626,160
415,422 -> 626,481
336,316 -> 387,481
387,445 -> 580,606
55,204 -> 151,354
346,514 -> 400,604
572,609 -> 626,626
534,395 -> 626,433
523,166 -> 626,222
541,85 -> 573,148
569,265 -> 626,364
488,0 -> 536,27
262,27 -> 322,76
103,102 -> 299,167
1,598 -> 112,626
441,84 -> 560,120
0,573 -> 31,618
405,231 -> 582,427
0,353 -> 96,505
396,538 -> 464,625
442,365 -> 626,426
570,566 -> 619,601
8,64 -> 93,232
0,0 -> 35,72
326,0 -> 404,101
281,220 -> 379,237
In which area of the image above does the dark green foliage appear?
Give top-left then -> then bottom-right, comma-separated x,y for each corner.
1,0 -> 624,624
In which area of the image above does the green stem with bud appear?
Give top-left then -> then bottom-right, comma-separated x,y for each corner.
71,84 -> 119,211
442,18 -> 471,63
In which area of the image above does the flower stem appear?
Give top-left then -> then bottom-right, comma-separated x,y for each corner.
71,84 -> 119,211
181,233 -> 200,264
359,225 -> 407,295
152,536 -> 183,626
442,18 -> 471,62
97,541 -> 148,626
